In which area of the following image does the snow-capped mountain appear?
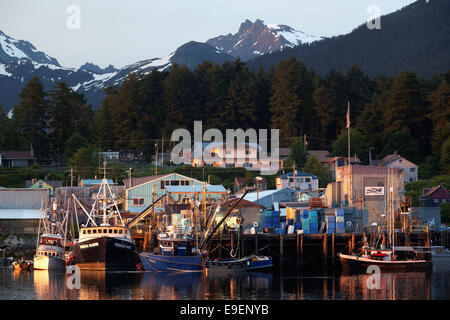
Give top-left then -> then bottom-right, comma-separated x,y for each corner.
207,19 -> 324,61
0,30 -> 59,66
0,20 -> 318,111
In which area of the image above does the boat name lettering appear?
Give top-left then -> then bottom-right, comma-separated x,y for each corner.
80,242 -> 99,249
114,243 -> 131,249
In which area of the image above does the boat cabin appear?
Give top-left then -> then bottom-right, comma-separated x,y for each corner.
157,233 -> 195,256
80,226 -> 132,242
36,234 -> 64,258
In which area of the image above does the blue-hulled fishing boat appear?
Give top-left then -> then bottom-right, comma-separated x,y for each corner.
139,230 -> 203,272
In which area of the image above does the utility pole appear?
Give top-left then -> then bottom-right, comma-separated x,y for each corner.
293,161 -> 296,190
347,101 -> 351,167
154,143 -> 158,176
126,168 -> 132,188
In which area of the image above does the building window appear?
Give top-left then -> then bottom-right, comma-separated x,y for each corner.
289,178 -> 293,183
434,199 -> 439,203
133,198 -> 144,206
410,168 -> 415,172
245,150 -> 251,155
179,152 -> 183,157
161,181 -> 165,190
119,230 -> 123,234
305,178 -> 311,182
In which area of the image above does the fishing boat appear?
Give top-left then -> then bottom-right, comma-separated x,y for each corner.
72,163 -> 137,271
204,256 -> 250,273
34,234 -> 66,270
247,255 -> 273,270
139,229 -> 203,272
339,181 -> 431,271
33,203 -> 66,271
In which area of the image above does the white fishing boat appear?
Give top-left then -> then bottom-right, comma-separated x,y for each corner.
33,202 -> 66,271
34,233 -> 66,270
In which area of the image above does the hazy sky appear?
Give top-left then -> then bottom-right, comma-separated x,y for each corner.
0,0 -> 417,69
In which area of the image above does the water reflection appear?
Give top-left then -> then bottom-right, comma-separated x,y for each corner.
0,266 -> 448,300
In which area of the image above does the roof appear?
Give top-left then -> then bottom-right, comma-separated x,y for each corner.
124,174 -> 169,189
308,150 -> 331,163
125,173 -> 204,191
420,185 -> 450,199
25,179 -> 63,188
381,153 -> 416,166
237,187 -> 298,202
0,151 -> 35,160
81,179 -> 114,186
0,209 -> 41,219
278,171 -> 317,179
221,198 -> 266,209
165,185 -> 227,194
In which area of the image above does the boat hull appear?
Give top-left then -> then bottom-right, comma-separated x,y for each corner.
73,236 -> 137,271
205,258 -> 249,273
247,256 -> 273,270
139,252 -> 202,272
338,253 -> 431,272
33,255 -> 66,271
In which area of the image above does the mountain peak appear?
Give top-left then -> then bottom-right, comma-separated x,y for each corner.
79,62 -> 118,74
206,19 -> 323,61
0,29 -> 60,66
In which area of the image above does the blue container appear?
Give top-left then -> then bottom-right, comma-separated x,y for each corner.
301,227 -> 310,234
326,215 -> 336,222
295,222 -> 302,230
287,219 -> 294,225
273,219 -> 280,228
336,222 -> 345,229
264,221 -> 273,228
264,211 -> 273,218
336,208 -> 344,216
336,228 -> 345,233
280,221 -> 286,229
308,210 -> 318,217
274,228 -> 285,234
301,210 -> 309,219
310,227 -> 319,234
273,211 -> 280,217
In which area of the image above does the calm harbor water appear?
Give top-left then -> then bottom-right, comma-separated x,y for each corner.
0,262 -> 449,300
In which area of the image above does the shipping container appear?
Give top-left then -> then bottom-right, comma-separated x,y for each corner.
274,228 -> 285,234
335,208 -> 344,216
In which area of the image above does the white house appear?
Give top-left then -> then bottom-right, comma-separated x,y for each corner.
381,153 -> 418,183
275,171 -> 319,191
185,142 -> 272,170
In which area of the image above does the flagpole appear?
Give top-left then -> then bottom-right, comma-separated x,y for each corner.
347,101 -> 351,167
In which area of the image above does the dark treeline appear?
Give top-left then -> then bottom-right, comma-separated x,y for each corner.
0,57 -> 449,178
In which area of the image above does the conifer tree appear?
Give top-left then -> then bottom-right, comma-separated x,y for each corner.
13,77 -> 49,159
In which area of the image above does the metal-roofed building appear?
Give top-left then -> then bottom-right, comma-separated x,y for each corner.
165,185 -> 227,202
124,173 -> 207,213
0,188 -> 48,233
237,187 -> 299,209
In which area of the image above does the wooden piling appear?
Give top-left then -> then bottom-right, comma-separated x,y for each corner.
331,233 -> 335,266
280,234 -> 284,262
322,233 -> 328,271
300,234 -> 304,267
351,233 -> 355,252
296,233 -> 300,269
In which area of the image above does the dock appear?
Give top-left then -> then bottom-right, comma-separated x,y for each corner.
203,230 -> 449,271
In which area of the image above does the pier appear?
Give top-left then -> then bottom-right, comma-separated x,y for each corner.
203,230 -> 449,271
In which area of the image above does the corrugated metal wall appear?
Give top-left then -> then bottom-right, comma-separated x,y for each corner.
0,189 -> 48,209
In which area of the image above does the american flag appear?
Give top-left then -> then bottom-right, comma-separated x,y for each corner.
346,103 -> 350,128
